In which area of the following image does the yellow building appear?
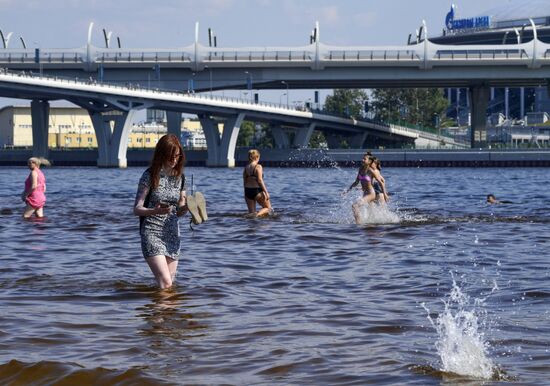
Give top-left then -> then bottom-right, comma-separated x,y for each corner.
0,106 -> 220,149
0,105 -> 97,148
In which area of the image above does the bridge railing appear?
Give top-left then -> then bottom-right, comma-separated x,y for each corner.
3,43 -> 550,67
325,50 -> 422,61
205,50 -> 314,62
0,49 -> 83,64
434,49 -> 529,60
98,51 -> 192,63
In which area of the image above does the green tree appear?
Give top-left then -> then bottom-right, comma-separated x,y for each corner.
236,121 -> 275,148
324,89 -> 368,118
309,130 -> 328,149
237,120 -> 255,147
256,123 -> 274,149
371,88 -> 448,129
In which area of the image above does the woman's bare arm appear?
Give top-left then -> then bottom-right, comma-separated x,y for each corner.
176,190 -> 188,217
31,169 -> 38,191
133,184 -> 170,217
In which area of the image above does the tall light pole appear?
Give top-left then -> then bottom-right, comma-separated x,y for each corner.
281,81 -> 289,107
279,93 -> 287,105
188,73 -> 196,93
205,65 -> 213,97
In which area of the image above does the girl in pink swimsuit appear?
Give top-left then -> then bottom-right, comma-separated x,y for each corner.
346,153 -> 376,224
21,157 -> 50,218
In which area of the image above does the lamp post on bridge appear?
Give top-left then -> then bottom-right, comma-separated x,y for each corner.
205,65 -> 213,97
244,71 -> 253,102
33,41 -> 43,76
188,72 -> 196,93
281,81 -> 289,108
279,93 -> 287,106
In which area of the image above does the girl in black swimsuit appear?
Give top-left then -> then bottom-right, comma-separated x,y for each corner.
243,149 -> 272,217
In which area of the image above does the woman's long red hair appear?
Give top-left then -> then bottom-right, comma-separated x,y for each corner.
149,134 -> 185,190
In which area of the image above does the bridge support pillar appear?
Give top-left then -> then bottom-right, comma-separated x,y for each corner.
349,132 -> 368,149
293,123 -> 316,148
201,113 -> 245,167
469,86 -> 490,148
89,109 -> 137,168
30,99 -> 50,158
271,125 -> 290,149
166,111 -> 182,137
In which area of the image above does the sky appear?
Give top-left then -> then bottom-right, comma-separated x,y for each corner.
0,0 -> 511,120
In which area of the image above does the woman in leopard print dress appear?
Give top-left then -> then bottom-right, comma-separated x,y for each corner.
133,134 -> 188,289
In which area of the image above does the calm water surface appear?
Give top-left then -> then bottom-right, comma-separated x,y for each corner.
0,166 -> 548,385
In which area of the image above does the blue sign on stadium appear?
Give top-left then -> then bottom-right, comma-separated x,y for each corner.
445,4 -> 490,31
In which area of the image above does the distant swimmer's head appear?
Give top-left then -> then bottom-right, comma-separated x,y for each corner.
486,194 -> 498,204
248,149 -> 260,162
27,157 -> 50,169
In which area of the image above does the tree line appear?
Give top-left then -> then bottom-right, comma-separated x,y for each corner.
236,88 -> 449,148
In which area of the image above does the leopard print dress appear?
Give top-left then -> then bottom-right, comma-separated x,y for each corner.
138,169 -> 184,260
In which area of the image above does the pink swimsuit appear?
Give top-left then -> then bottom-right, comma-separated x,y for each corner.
25,168 -> 46,209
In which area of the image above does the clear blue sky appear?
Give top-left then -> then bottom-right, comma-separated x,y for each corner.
0,0 -> 508,118
0,0 -> 507,47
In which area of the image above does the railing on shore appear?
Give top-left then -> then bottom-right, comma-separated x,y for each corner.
2,148 -> 550,167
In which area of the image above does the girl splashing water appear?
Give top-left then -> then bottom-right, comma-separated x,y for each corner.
346,154 -> 377,224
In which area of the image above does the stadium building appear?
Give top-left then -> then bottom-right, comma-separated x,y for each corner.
426,1 -> 550,126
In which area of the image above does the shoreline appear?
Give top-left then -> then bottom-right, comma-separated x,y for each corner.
1,148 -> 549,167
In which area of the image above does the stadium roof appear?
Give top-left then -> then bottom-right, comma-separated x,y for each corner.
473,0 -> 550,23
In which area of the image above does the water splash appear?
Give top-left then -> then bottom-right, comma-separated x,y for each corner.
306,191 -> 403,225
357,202 -> 401,225
423,279 -> 495,379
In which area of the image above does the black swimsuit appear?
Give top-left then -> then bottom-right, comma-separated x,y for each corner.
244,165 -> 263,200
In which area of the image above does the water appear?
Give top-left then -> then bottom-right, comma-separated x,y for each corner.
0,166 -> 549,385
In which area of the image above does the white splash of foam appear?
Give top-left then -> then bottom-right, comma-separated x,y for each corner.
424,279 -> 495,379
357,202 -> 401,225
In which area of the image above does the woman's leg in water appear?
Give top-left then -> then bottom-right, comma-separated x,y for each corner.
352,191 -> 375,224
166,257 -> 178,283
23,204 -> 36,219
245,196 -> 256,214
146,255 -> 174,289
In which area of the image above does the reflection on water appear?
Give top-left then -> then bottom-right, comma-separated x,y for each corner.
137,288 -> 209,342
0,166 -> 549,384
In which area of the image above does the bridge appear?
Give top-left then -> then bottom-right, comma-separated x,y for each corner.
2,20 -> 550,149
0,69 -> 462,167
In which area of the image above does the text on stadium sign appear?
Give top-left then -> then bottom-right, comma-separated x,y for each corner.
445,4 -> 491,31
